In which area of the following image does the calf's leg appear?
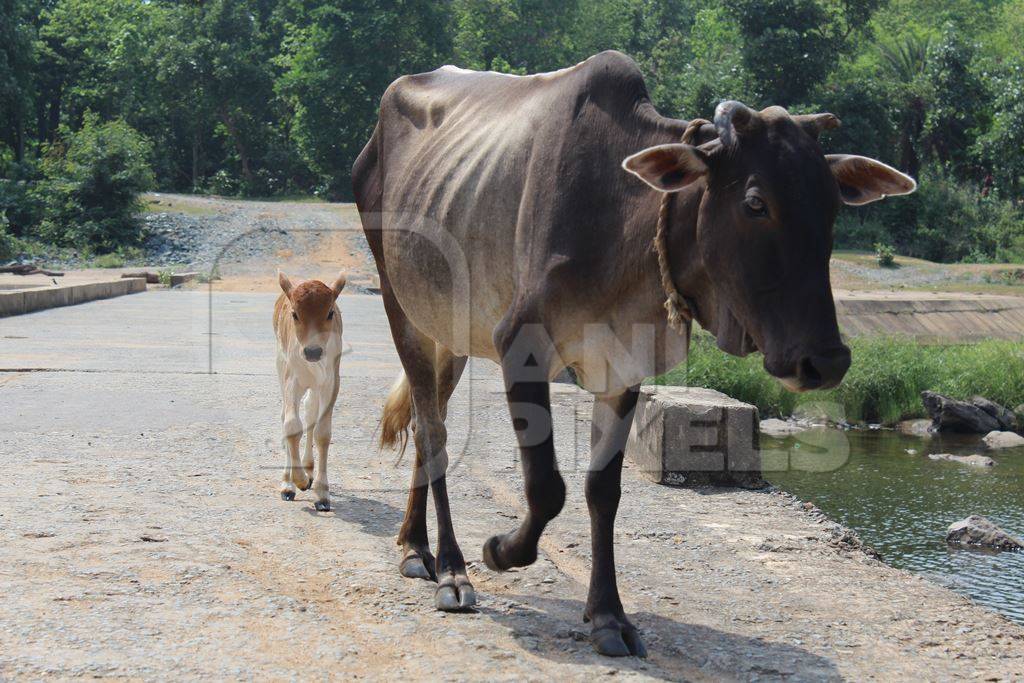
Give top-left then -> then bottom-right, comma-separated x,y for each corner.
311,366 -> 339,511
280,381 -> 311,500
302,392 -> 319,484
585,388 -> 645,657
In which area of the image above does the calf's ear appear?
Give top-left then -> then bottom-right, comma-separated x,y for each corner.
331,272 -> 347,299
622,143 -> 709,193
278,270 -> 294,296
826,155 -> 917,206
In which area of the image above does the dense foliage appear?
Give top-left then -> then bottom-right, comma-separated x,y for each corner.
659,332 -> 1024,424
2,0 -> 1024,259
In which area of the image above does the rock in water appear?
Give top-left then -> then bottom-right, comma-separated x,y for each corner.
927,453 -> 995,467
983,431 -> 1024,450
897,419 -> 933,437
971,396 -> 1019,432
946,516 -> 1024,550
921,391 -> 1000,433
759,418 -> 808,438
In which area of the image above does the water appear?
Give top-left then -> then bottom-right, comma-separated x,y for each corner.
768,429 -> 1024,624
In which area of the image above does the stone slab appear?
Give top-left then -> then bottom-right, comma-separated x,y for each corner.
626,386 -> 764,488
0,278 -> 146,317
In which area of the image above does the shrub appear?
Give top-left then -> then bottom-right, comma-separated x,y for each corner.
835,174 -> 1024,263
37,113 -> 154,251
875,242 -> 896,267
659,332 -> 1024,424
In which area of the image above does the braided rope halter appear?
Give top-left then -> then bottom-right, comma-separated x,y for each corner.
654,117 -> 710,342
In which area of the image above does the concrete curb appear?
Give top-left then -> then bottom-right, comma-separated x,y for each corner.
0,278 -> 147,318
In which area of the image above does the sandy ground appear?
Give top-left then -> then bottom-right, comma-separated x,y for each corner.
2,291 -> 1022,680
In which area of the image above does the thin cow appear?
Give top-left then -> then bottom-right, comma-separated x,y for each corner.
353,51 -> 915,657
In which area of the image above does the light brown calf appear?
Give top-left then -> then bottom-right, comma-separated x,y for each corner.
273,271 -> 346,510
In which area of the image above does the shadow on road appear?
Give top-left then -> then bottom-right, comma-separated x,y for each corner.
302,489 -> 403,538
478,593 -> 841,681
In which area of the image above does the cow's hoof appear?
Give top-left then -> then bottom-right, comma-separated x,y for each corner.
297,478 -> 313,492
280,490 -> 295,501
482,535 -> 506,572
399,552 -> 435,581
434,573 -> 476,611
483,533 -> 536,571
591,624 -> 647,658
314,500 -> 330,512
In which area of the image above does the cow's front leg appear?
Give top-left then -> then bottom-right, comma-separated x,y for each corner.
483,321 -> 566,571
585,388 -> 645,657
280,383 -> 311,500
311,374 -> 338,511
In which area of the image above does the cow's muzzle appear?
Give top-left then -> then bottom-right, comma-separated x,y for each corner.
793,345 -> 851,391
303,346 -> 324,362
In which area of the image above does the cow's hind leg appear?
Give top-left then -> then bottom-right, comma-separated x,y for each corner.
585,388 -> 645,657
483,319 -> 566,571
398,349 -> 467,581
383,296 -> 474,610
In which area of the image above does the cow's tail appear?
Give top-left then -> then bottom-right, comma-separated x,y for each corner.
380,371 -> 412,455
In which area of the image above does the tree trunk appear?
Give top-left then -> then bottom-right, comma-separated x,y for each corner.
192,130 -> 200,193
218,107 -> 254,187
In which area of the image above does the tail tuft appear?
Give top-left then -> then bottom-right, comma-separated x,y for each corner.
380,372 -> 412,455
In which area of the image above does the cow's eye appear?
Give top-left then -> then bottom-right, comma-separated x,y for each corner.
744,195 -> 768,217
327,310 -> 334,320
292,311 -> 299,321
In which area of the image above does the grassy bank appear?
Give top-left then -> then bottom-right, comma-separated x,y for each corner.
658,334 -> 1024,424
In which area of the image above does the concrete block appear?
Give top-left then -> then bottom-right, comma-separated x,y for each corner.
0,290 -> 26,316
626,386 -> 765,489
0,278 -> 146,317
170,272 -> 198,287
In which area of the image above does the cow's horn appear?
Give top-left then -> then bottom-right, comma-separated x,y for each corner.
714,101 -> 757,146
794,112 -> 842,138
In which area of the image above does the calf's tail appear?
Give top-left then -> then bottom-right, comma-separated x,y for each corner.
380,371 -> 412,454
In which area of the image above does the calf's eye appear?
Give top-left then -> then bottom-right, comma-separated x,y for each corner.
327,310 -> 334,320
292,311 -> 298,321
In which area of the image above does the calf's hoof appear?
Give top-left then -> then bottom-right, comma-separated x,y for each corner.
590,621 -> 647,658
434,572 -> 476,611
280,489 -> 296,502
314,500 -> 330,512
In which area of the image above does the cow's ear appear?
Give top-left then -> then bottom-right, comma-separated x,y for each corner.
330,272 -> 346,299
278,270 -> 294,297
622,143 -> 709,193
826,154 -> 917,206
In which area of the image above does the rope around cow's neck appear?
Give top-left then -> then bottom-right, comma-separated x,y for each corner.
654,117 -> 709,339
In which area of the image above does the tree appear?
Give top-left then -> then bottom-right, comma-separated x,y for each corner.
277,0 -> 452,198
0,0 -> 36,162
38,112 -> 154,249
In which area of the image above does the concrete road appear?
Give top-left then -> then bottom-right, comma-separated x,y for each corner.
1,291 -> 1022,680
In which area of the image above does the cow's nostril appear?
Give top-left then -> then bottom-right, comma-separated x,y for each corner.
799,347 -> 851,390
303,346 -> 323,362
798,357 -> 823,389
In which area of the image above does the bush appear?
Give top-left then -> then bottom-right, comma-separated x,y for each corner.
835,173 -> 1024,263
875,242 -> 896,267
659,332 -> 1024,424
37,113 -> 154,251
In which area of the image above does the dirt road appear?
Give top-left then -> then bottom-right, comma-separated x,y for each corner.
2,291 -> 1022,680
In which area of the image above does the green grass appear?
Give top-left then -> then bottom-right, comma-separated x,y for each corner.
657,333 -> 1024,424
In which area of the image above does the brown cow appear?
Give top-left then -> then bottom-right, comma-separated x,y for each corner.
353,51 -> 915,657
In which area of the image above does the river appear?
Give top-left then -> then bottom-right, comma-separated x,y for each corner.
767,428 -> 1024,625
